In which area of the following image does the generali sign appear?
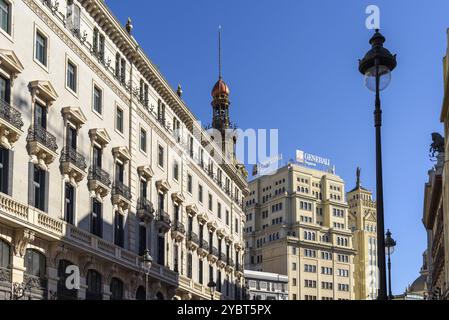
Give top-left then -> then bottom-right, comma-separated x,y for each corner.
296,150 -> 331,167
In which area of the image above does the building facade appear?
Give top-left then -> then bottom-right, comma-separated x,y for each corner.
244,163 -> 356,300
422,142 -> 445,299
244,270 -> 288,300
0,0 -> 248,300
347,168 -> 378,300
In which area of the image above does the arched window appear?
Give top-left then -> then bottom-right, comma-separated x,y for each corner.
57,259 -> 78,300
311,233 -> 316,241
136,286 -> 146,300
24,249 -> 46,278
110,277 -> 124,300
0,239 -> 11,284
155,291 -> 164,300
304,231 -> 308,240
86,269 -> 102,300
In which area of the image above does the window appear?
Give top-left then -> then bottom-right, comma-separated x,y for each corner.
158,145 -> 164,168
187,174 -> 192,194
187,253 -> 192,278
138,224 -> 146,256
66,60 -> 77,93
30,164 -> 47,212
93,86 -> 102,115
64,183 -> 75,224
91,199 -> 102,237
110,278 -> 124,300
0,74 -> 9,103
198,184 -> 203,203
208,193 -> 213,211
140,128 -> 147,153
157,234 -> 165,265
120,58 -> 126,84
225,210 -> 230,225
35,30 -> 48,66
116,106 -> 124,133
24,249 -> 46,279
34,102 -> 47,129
93,145 -> 102,168
0,0 -> 10,34
86,270 -> 102,300
173,162 -> 179,181
114,212 -> 124,248
157,100 -> 166,123
198,258 -> 203,284
217,202 -> 222,219
292,263 -> 297,271
0,147 -> 12,195
115,162 -> 124,184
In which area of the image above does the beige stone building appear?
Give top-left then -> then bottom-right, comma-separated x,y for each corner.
0,0 -> 248,300
244,163 -> 356,300
347,168 -> 378,300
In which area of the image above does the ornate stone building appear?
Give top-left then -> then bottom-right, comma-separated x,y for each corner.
347,168 -> 378,300
244,163 -> 356,300
0,0 -> 248,300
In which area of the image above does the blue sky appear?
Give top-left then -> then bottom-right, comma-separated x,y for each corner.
107,0 -> 448,294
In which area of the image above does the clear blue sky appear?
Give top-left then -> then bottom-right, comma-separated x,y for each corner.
107,0 -> 448,294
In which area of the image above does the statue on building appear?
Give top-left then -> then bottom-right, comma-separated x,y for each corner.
429,132 -> 444,159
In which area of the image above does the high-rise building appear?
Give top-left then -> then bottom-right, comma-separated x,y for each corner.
347,168 -> 378,300
0,0 -> 248,300
244,162 -> 356,300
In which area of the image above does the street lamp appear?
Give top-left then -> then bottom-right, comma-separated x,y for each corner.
359,29 -> 397,300
385,229 -> 396,300
142,249 -> 153,300
207,280 -> 216,300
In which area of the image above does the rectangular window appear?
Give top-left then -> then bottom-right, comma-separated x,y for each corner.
66,126 -> 77,150
140,179 -> 148,199
0,74 -> 10,103
91,199 -> 103,237
157,235 -> 165,265
173,162 -> 179,181
217,202 -> 222,219
64,183 -> 75,224
226,210 -> 229,225
140,128 -> 147,153
93,146 -> 102,168
0,147 -> 11,195
35,31 -> 48,66
34,102 -> 47,129
187,174 -> 192,194
158,145 -> 164,168
198,184 -> 203,203
31,165 -> 47,211
187,253 -> 192,278
198,258 -> 203,284
66,60 -> 77,93
0,0 -> 10,34
116,107 -> 124,133
120,58 -> 126,84
114,212 -> 124,248
115,162 -> 124,184
93,86 -> 102,114
208,193 -> 212,211
138,224 -> 146,256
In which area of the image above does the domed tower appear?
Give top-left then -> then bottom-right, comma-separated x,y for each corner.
211,27 -> 236,160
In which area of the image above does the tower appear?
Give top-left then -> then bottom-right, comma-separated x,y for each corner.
211,26 -> 236,161
347,167 -> 378,300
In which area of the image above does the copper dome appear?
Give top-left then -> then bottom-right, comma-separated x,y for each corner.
211,78 -> 230,97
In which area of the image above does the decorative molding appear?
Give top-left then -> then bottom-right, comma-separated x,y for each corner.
13,229 -> 35,257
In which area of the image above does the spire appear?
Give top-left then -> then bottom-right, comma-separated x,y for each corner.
218,25 -> 222,79
356,167 -> 361,189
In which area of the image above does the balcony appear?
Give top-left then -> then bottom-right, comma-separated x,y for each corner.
60,147 -> 87,183
208,246 -> 219,264
26,126 -> 58,169
155,209 -> 171,232
217,253 -> 227,268
171,220 -> 186,242
137,198 -> 154,223
197,239 -> 209,257
111,181 -> 132,213
0,99 -> 24,149
186,232 -> 199,251
88,166 -> 111,198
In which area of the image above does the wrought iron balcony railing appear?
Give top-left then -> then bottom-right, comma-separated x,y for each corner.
88,166 -> 111,187
112,181 -> 132,200
23,274 -> 48,290
0,99 -> 24,130
60,147 -> 87,171
200,239 -> 209,250
172,220 -> 186,234
187,232 -> 199,244
27,126 -> 58,152
0,266 -> 11,283
156,209 -> 171,225
137,198 -> 154,214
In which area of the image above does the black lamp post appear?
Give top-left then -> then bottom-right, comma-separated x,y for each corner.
359,29 -> 397,301
207,280 -> 216,300
142,249 -> 153,300
385,229 -> 396,300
